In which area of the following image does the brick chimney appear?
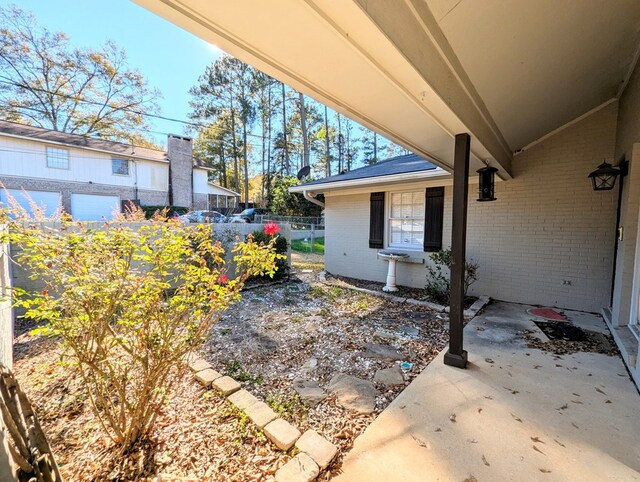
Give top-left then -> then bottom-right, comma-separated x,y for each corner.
167,134 -> 193,208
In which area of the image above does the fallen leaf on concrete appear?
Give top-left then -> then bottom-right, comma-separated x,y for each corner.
532,445 -> 545,455
477,408 -> 483,414
570,400 -> 583,404
412,435 -> 428,448
511,413 -> 523,423
595,387 -> 606,395
533,365 -> 542,369
466,439 -> 478,444
482,455 -> 490,466
539,468 -> 552,473
484,358 -> 494,364
605,399 -> 612,404
449,414 -> 456,423
484,395 -> 493,400
531,437 -> 545,444
462,476 -> 478,482
554,439 -> 566,447
434,428 -> 442,433
571,422 -> 579,429
557,404 -> 568,410
504,387 -> 519,395
572,393 -> 580,397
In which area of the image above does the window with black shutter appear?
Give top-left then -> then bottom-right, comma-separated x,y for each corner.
369,192 -> 385,249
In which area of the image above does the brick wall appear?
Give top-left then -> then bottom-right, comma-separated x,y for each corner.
326,102 -> 618,312
0,176 -> 168,213
168,135 -> 193,208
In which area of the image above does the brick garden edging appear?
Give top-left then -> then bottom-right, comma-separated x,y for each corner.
188,358 -> 338,482
319,271 -> 491,319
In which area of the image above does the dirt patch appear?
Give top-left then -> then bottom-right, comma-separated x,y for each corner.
12,274 -> 448,480
12,333 -> 290,481
204,280 -> 448,478
525,321 -> 618,356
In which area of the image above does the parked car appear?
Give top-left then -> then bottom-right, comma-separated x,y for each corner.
178,210 -> 227,224
228,208 -> 268,223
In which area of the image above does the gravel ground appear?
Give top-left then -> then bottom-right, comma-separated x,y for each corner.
11,254 -> 449,481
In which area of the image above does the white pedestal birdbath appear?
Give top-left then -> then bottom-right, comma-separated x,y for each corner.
378,250 -> 410,292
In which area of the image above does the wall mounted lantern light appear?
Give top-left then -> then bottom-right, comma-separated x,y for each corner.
588,161 -> 621,191
477,166 -> 498,201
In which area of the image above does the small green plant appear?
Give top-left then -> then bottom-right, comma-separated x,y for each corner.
425,249 -> 479,304
266,392 -> 307,421
250,223 -> 289,280
226,361 -> 263,384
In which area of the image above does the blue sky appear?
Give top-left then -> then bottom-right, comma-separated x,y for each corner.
1,0 -> 222,146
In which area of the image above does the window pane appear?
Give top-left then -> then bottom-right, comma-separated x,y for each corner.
46,147 -> 69,169
112,158 -> 129,175
388,190 -> 425,248
390,193 -> 401,217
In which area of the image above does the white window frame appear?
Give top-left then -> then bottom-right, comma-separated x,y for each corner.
46,146 -> 69,169
387,190 -> 425,251
111,158 -> 130,176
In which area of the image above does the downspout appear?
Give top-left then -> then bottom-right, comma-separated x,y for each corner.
303,190 -> 324,208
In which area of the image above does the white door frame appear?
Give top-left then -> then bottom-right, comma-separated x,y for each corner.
629,199 -> 640,340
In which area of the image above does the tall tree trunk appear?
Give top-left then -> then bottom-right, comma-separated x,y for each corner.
373,131 -> 378,163
266,85 -> 273,203
260,87 -> 267,203
324,105 -> 331,177
281,82 -> 289,175
299,92 -> 309,167
229,95 -> 240,195
220,140 -> 227,188
243,121 -> 249,208
337,113 -> 343,173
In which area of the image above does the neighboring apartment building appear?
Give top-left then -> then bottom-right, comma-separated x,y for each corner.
0,120 -> 239,220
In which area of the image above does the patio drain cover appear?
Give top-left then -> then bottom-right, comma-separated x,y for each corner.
527,307 -> 568,321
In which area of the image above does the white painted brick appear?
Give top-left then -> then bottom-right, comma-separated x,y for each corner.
325,103 -> 618,312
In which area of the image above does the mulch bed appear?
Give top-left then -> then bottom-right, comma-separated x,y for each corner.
326,273 -> 477,309
203,279 -> 449,479
11,273 -> 448,480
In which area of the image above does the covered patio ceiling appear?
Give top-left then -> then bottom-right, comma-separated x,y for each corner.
134,0 -> 640,180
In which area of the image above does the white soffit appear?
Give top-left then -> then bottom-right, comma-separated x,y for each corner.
133,0 -> 513,178
427,0 -> 640,150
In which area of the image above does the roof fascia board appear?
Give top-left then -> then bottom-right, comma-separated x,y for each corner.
0,130 -> 168,164
289,168 -> 450,193
207,183 -> 240,196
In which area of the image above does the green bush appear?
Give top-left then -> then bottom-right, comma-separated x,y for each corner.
140,205 -> 189,219
3,206 -> 281,450
250,228 -> 289,280
425,249 -> 478,304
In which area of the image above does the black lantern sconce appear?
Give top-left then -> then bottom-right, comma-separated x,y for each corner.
477,165 -> 498,201
588,161 -> 621,191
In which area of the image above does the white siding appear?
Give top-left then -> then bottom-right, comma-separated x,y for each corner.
0,136 -> 168,191
193,168 -> 210,194
325,102 -> 618,312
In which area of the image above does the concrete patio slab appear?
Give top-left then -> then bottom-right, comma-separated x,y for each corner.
335,302 -> 640,482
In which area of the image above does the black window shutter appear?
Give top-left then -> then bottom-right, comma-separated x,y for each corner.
424,187 -> 444,252
369,192 -> 385,249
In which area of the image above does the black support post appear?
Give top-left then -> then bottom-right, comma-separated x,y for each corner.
444,133 -> 470,368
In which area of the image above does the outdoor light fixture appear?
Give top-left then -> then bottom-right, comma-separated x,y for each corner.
477,166 -> 498,201
588,161 -> 620,191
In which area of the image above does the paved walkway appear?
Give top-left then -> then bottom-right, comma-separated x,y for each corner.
335,302 -> 640,482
